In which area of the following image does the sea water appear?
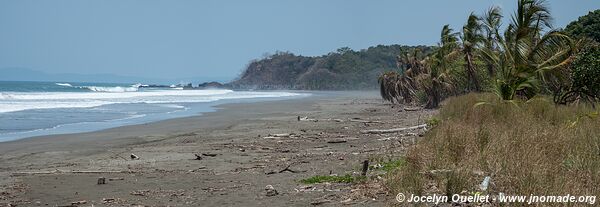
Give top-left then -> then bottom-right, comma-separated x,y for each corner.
0,81 -> 305,142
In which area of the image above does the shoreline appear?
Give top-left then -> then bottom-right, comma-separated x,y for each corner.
0,91 -> 435,206
0,90 -> 310,143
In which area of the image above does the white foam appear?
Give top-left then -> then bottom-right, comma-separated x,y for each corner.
55,83 -> 73,87
81,86 -> 139,92
0,89 -> 301,113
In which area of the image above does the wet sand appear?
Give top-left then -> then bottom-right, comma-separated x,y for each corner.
0,91 -> 434,207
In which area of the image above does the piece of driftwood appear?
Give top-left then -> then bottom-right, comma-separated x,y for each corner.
108,177 -> 124,181
266,163 -> 306,174
360,124 -> 427,134
297,116 -> 318,122
278,164 -> 297,173
202,153 -> 218,157
264,133 -> 298,139
12,170 -> 134,176
404,107 -> 422,111
326,139 -> 347,144
270,133 -> 292,137
102,198 -> 116,203
349,119 -> 383,124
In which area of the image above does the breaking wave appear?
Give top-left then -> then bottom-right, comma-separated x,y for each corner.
55,83 -> 73,87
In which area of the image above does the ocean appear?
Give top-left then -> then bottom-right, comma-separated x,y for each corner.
0,81 -> 304,142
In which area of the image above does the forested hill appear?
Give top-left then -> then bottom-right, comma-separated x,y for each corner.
227,45 -> 434,90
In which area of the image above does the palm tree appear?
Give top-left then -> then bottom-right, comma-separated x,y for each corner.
420,25 -> 460,108
480,0 -> 576,100
378,71 -> 401,103
481,6 -> 503,76
460,13 -> 484,92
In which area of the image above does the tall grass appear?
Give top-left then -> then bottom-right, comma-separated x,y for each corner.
388,93 -> 600,204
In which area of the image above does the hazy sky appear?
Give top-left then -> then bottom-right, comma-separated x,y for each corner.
0,0 -> 598,82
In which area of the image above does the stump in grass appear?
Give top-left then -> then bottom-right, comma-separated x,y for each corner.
361,160 -> 369,176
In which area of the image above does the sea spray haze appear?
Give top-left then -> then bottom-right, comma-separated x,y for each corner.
0,81 -> 303,141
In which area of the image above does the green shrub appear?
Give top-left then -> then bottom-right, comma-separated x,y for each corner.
571,46 -> 600,98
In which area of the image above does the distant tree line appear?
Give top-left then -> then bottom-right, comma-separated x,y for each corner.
227,45 -> 434,90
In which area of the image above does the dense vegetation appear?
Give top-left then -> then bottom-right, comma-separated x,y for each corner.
389,94 -> 600,202
383,0 -> 600,204
227,45 -> 434,90
378,0 -> 598,108
565,9 -> 600,43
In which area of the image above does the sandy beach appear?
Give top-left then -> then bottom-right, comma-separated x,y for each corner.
0,91 -> 434,207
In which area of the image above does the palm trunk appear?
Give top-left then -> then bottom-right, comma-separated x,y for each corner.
426,81 -> 441,109
465,52 -> 481,92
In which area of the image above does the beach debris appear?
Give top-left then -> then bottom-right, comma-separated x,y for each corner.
12,170 -> 134,176
130,153 -> 140,160
271,133 -> 292,137
108,177 -> 124,181
266,163 -> 305,174
131,190 -> 149,196
349,118 -> 383,124
97,177 -> 106,185
310,200 -> 331,205
340,198 -> 353,203
361,160 -> 369,176
265,185 -> 278,196
264,133 -> 299,139
480,176 -> 491,191
194,153 -> 203,160
326,139 -> 347,144
102,198 -> 116,204
311,194 -> 337,205
360,124 -> 427,134
298,116 -> 318,122
102,198 -> 117,203
278,164 -> 298,173
202,153 -> 218,157
71,200 -> 87,205
404,107 -> 422,111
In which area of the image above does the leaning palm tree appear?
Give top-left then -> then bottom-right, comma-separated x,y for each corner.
378,71 -> 400,103
419,25 -> 460,108
460,13 -> 484,92
480,0 -> 576,100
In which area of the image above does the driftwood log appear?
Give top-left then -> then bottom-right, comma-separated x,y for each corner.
404,107 -> 422,111
297,116 -> 318,122
360,124 -> 427,134
349,119 -> 383,124
12,170 -> 134,176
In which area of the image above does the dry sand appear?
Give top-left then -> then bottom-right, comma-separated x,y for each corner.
0,91 -> 434,207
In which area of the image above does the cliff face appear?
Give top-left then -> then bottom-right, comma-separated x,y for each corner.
228,45 -> 433,90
